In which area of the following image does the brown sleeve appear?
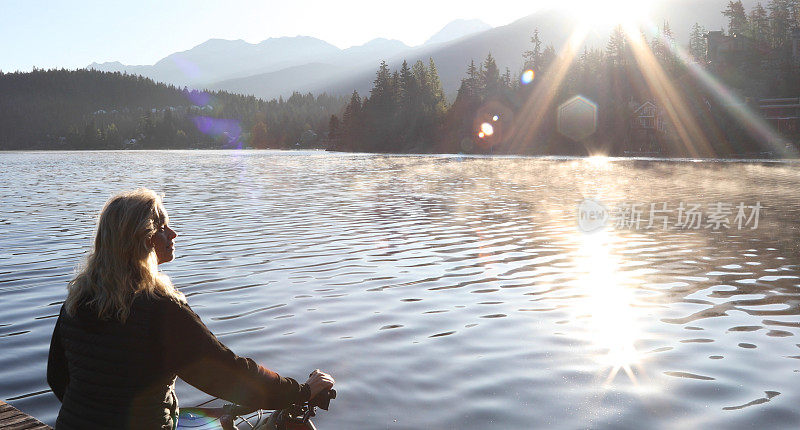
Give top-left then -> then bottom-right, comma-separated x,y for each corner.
159,299 -> 309,409
46,310 -> 69,402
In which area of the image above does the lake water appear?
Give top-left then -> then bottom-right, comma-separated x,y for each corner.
1,150 -> 799,429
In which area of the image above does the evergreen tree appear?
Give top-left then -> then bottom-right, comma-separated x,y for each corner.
541,45 -> 557,71
412,60 -> 430,90
399,60 -> 415,110
390,71 -> 401,107
656,21 -> 678,71
251,121 -> 268,148
328,114 -> 340,135
443,60 -> 484,152
363,61 -> 398,151
104,123 -> 121,149
749,3 -> 770,44
427,58 -> 447,116
723,1 -> 749,35
466,59 -> 479,97
412,59 -> 430,115
767,0 -> 798,48
481,53 -> 502,99
370,61 -> 393,104
651,26 -> 665,60
663,20 -> 674,42
607,25 -> 627,67
342,90 -> 362,147
689,23 -> 708,60
523,29 -> 543,71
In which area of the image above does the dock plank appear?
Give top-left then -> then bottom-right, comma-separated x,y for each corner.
0,400 -> 51,430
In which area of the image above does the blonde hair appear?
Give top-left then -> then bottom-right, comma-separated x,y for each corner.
66,188 -> 185,322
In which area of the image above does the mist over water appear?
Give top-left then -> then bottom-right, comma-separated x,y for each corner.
1,150 -> 799,429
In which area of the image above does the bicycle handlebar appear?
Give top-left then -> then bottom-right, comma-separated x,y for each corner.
179,378 -> 335,430
309,389 -> 336,410
211,388 -> 336,418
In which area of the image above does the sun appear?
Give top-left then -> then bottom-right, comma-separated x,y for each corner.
561,0 -> 655,29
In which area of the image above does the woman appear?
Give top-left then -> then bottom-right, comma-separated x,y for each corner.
47,188 -> 334,429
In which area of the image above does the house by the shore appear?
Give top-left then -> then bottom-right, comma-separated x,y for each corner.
627,100 -> 670,155
759,97 -> 800,136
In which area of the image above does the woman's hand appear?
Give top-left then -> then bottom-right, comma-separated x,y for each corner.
305,369 -> 335,399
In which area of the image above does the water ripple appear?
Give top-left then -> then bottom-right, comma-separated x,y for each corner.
2,151 -> 800,429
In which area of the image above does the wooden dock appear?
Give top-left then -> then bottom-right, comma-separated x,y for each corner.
0,400 -> 51,430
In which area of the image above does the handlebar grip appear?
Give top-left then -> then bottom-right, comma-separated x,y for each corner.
309,389 -> 336,410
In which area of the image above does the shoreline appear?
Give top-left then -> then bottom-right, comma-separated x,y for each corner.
1,148 -> 798,163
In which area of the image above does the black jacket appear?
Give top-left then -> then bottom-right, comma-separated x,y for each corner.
47,293 -> 309,429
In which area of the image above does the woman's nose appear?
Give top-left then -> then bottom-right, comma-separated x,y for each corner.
168,227 -> 177,239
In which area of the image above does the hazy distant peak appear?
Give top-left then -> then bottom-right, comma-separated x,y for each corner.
189,38 -> 250,51
87,61 -> 124,69
355,38 -> 409,49
253,37 -> 340,58
363,37 -> 407,46
424,19 -> 492,45
258,35 -> 333,46
340,38 -> 410,61
86,61 -> 146,72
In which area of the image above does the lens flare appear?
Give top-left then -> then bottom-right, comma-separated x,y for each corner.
177,408 -> 218,428
171,54 -> 201,80
557,95 -> 598,141
193,116 -> 243,149
184,90 -> 211,107
492,115 -> 499,121
521,69 -> 535,85
480,122 -> 494,137
478,132 -> 485,138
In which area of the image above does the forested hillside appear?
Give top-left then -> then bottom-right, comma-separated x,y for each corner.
0,69 -> 345,150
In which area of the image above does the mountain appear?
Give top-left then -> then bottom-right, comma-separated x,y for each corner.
89,36 -> 341,87
220,10 -> 574,100
211,37 -> 415,97
424,19 -> 492,45
84,19 -> 474,92
341,38 -> 411,64
86,0 -> 747,101
212,62 -> 342,98
87,61 -> 152,78
235,0 -> 749,99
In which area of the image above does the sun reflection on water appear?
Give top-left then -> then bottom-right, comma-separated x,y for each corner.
586,155 -> 610,169
573,229 -> 645,385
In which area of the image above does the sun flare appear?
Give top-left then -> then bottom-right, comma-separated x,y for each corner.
561,0 -> 655,29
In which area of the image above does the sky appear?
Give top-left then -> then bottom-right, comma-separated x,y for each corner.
0,0 -> 556,72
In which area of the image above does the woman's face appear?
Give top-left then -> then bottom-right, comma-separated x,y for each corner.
150,216 -> 177,264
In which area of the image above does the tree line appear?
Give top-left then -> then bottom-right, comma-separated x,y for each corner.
0,68 -> 345,150
329,58 -> 447,152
